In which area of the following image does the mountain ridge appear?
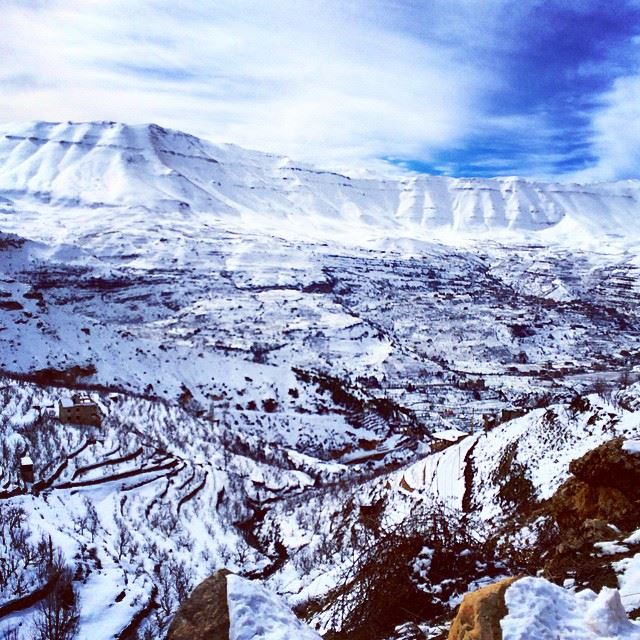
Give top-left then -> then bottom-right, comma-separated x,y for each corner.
2,120 -> 640,245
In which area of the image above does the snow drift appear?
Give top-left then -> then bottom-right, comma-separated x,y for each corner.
502,578 -> 640,639
227,575 -> 322,640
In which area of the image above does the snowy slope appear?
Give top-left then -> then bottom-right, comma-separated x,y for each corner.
2,121 -> 640,248
388,394 -> 640,522
394,433 -> 479,509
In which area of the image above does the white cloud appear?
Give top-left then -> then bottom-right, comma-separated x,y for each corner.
572,72 -> 640,182
0,0 -> 495,169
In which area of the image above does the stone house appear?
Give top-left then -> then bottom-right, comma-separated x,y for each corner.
58,393 -> 102,426
20,455 -> 34,483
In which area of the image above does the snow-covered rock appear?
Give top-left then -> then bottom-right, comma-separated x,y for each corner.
450,577 -> 640,640
227,574 -> 322,640
502,577 -> 640,639
166,570 -> 322,640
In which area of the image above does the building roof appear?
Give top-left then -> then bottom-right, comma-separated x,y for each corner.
431,428 -> 468,442
60,396 -> 98,408
71,393 -> 96,405
21,455 -> 33,466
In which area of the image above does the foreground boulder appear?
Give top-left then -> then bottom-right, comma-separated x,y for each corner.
166,569 -> 231,640
448,577 -> 518,640
166,569 -> 321,640
450,577 -> 640,640
502,577 -> 639,639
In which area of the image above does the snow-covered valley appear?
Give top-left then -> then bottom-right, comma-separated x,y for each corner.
1,121 -> 640,639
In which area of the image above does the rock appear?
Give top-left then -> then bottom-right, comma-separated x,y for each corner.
581,518 -> 619,541
539,438 -> 640,592
569,437 -> 640,498
166,569 -> 231,640
551,482 -> 635,531
448,577 -> 518,640
551,438 -> 640,531
167,570 -> 321,640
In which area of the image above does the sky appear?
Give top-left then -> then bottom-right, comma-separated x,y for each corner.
2,0 -> 640,180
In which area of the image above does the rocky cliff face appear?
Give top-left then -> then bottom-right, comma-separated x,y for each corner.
551,436 -> 640,532
564,437 -> 640,522
541,438 -> 640,591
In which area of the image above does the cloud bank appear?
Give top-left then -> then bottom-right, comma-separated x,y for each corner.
1,0 -> 640,179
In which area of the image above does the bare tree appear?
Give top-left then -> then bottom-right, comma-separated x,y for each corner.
618,368 -> 634,389
113,513 -> 137,561
325,501 -> 496,640
1,626 -> 21,640
31,566 -> 79,640
592,377 -> 610,401
83,498 -> 100,542
154,552 -> 193,622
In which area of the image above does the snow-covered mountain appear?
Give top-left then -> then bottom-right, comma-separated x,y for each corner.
2,120 -> 640,247
2,120 -> 640,640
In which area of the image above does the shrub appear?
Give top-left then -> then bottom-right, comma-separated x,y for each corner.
324,502 -> 498,639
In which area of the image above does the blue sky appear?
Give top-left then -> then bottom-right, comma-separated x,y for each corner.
2,0 -> 640,180
389,1 -> 640,177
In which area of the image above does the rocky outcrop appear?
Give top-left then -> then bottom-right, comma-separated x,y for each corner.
570,438 -> 640,494
538,438 -> 640,592
447,577 -> 518,640
166,569 -> 231,640
550,438 -> 640,531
